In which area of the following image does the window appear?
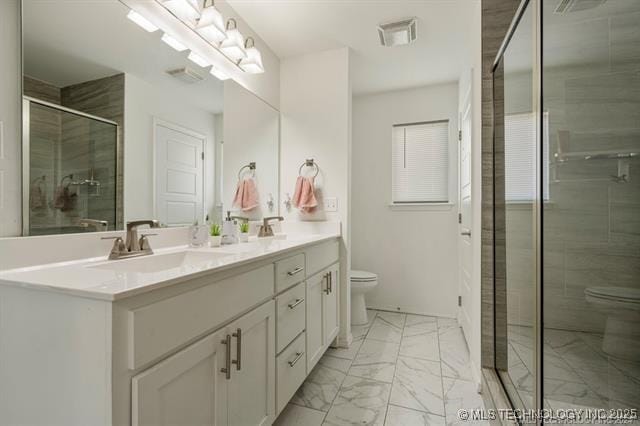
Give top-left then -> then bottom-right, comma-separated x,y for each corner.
392,120 -> 449,204
504,112 -> 549,202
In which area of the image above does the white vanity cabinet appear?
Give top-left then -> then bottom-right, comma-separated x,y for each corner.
306,263 -> 340,371
132,300 -> 275,426
0,236 -> 342,426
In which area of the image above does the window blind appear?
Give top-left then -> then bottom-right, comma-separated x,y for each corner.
392,120 -> 449,203
504,112 -> 549,202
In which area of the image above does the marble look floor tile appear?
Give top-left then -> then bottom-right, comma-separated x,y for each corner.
320,354 -> 353,374
351,324 -> 370,342
349,339 -> 399,383
323,376 -> 391,426
292,355 -> 348,412
376,311 -> 407,329
274,404 -> 326,426
390,356 -> 445,416
573,365 -> 640,409
404,315 -> 438,337
438,325 -> 472,381
543,378 -> 607,409
327,339 -> 363,361
442,378 -> 487,426
400,328 -> 440,362
368,316 -> 404,344
384,404 -> 446,426
436,317 -> 458,332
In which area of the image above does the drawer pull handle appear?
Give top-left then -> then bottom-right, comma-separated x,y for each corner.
288,351 -> 304,367
232,328 -> 242,371
220,334 -> 231,380
324,273 -> 330,295
288,298 -> 304,309
287,267 -> 304,276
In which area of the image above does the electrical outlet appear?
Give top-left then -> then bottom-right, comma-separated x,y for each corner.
324,197 -> 338,212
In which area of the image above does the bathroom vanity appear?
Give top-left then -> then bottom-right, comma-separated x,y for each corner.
0,234 -> 341,425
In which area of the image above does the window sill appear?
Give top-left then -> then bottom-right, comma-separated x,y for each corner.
388,203 -> 454,211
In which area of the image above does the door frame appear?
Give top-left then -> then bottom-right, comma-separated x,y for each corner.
152,117 -> 207,225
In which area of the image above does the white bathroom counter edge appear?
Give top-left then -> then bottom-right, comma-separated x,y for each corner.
0,234 -> 340,301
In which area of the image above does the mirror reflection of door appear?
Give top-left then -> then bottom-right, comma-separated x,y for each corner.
154,120 -> 205,227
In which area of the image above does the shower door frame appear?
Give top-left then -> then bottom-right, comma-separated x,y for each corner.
21,96 -> 121,236
490,0 -> 544,419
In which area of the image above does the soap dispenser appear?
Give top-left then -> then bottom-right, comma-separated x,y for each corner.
221,211 -> 238,245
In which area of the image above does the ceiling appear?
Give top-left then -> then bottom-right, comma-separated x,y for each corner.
23,0 -> 224,114
225,0 -> 479,95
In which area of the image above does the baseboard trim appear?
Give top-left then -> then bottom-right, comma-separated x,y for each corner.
367,304 -> 456,319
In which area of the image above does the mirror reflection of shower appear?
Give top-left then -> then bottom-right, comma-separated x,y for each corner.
23,91 -> 119,236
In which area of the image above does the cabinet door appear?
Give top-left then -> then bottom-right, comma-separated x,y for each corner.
306,272 -> 326,371
132,329 -> 228,426
227,301 -> 276,426
324,263 -> 340,346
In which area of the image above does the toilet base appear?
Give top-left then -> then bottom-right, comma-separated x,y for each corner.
351,292 -> 368,325
602,314 -> 640,361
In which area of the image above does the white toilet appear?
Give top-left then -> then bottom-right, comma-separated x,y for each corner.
350,270 -> 378,325
585,286 -> 640,360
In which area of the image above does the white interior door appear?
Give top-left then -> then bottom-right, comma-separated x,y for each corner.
155,121 -> 204,227
458,89 -> 473,347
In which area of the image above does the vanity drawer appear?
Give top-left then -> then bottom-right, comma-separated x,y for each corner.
128,264 -> 274,370
275,253 -> 306,293
276,282 -> 306,353
276,332 -> 306,415
305,240 -> 339,276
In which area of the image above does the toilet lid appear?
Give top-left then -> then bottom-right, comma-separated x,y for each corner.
585,287 -> 640,303
351,270 -> 377,282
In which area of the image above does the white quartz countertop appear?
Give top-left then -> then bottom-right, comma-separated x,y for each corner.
0,233 -> 339,301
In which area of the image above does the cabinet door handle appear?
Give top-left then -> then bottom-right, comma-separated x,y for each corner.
287,266 -> 304,276
288,351 -> 304,367
232,328 -> 242,371
329,271 -> 333,293
220,334 -> 231,380
288,298 -> 304,309
323,273 -> 330,295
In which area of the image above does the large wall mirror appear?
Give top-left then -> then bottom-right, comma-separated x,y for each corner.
18,0 -> 279,237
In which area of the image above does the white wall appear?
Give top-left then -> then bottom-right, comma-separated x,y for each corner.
0,0 -> 22,238
352,83 -> 459,318
124,74 -> 218,222
280,47 -> 352,344
222,81 -> 280,221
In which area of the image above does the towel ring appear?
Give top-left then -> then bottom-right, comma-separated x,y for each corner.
237,162 -> 256,180
298,159 -> 319,178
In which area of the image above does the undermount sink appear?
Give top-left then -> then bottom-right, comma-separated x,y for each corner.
90,250 -> 233,273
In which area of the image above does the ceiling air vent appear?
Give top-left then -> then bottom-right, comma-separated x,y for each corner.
166,67 -> 204,84
378,18 -> 417,47
554,0 -> 607,14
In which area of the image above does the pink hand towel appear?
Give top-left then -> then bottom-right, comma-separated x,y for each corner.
233,178 -> 259,211
292,176 -> 318,213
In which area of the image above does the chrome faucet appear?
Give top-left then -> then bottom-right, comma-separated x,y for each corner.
102,219 -> 160,260
258,216 -> 284,238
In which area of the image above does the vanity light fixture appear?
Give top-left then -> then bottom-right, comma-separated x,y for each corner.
187,51 -> 210,68
161,33 -> 188,52
126,10 -> 159,33
161,0 -> 201,25
195,0 -> 227,44
210,67 -> 229,81
220,19 -> 247,61
239,37 -> 264,73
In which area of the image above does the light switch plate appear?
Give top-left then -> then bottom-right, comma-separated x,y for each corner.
324,197 -> 338,212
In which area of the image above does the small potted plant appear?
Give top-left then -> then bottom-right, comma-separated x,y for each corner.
239,222 -> 250,243
209,223 -> 222,247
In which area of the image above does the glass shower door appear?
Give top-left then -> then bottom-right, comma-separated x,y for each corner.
542,0 -> 640,415
24,99 -> 118,236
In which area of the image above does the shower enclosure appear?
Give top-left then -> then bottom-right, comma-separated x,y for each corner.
493,0 -> 639,419
22,97 -> 119,236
